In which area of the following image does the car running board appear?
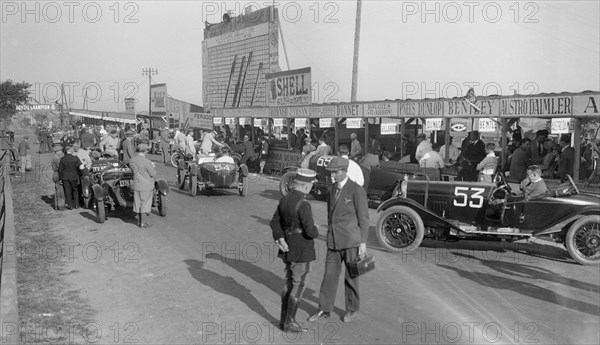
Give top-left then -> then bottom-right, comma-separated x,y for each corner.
452,227 -> 533,237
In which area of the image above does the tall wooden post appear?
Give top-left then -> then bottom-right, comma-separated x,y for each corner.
351,0 -> 362,102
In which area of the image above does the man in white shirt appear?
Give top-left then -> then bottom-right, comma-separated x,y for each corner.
200,128 -> 224,155
174,129 -> 187,151
415,133 -> 433,162
440,136 -> 460,164
214,147 -> 235,164
419,143 -> 445,169
185,129 -> 197,156
337,145 -> 364,187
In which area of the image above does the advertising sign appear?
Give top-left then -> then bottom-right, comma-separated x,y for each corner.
266,67 -> 311,107
551,118 -> 574,134
150,84 -> 167,114
238,117 -> 251,126
346,118 -> 363,128
363,102 -> 398,117
380,123 -> 397,135
253,118 -> 266,127
425,118 -> 443,131
319,118 -> 335,128
499,96 -> 572,117
186,113 -> 213,130
573,93 -> 600,117
225,117 -> 237,125
478,118 -> 498,132
294,118 -> 308,128
213,117 -> 223,125
399,101 -> 443,117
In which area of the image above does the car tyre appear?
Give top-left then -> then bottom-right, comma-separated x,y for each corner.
239,176 -> 248,197
376,206 -> 424,253
158,194 -> 167,217
565,215 -> 600,265
279,171 -> 296,197
96,199 -> 106,223
190,172 -> 198,197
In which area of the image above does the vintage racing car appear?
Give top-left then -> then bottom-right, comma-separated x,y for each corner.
279,156 -> 449,208
375,173 -> 600,265
82,159 -> 169,223
177,152 -> 249,197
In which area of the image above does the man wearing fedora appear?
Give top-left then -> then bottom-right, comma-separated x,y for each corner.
129,143 -> 156,228
59,146 -> 83,210
309,157 -> 369,324
270,168 -> 319,333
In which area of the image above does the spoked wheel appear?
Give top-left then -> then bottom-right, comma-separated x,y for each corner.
239,176 -> 248,196
279,171 -> 296,197
171,152 -> 183,168
96,199 -> 106,223
376,206 -> 424,253
565,215 -> 600,265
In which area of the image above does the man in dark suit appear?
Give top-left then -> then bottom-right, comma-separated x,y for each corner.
59,145 -> 83,209
309,157 -> 369,324
121,131 -> 136,164
270,169 -> 319,333
529,130 -> 548,165
129,143 -> 157,228
558,134 -> 575,182
509,138 -> 532,182
460,131 -> 486,181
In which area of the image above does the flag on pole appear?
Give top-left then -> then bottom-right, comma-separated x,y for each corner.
464,88 -> 481,111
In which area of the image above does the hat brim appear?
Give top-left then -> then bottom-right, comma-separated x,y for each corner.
296,175 -> 316,183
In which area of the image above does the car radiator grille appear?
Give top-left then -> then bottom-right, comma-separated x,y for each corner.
431,200 -> 448,217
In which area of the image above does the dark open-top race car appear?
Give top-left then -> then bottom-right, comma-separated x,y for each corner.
279,156 -> 452,208
177,152 -> 249,197
375,173 -> 600,265
82,155 -> 169,223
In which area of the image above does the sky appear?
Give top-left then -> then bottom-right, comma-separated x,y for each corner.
1,0 -> 599,112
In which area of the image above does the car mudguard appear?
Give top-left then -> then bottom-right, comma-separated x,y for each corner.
282,166 -> 299,175
189,163 -> 198,176
81,176 -> 91,198
155,178 -> 170,196
534,206 -> 600,236
91,184 -> 105,201
377,196 -> 463,232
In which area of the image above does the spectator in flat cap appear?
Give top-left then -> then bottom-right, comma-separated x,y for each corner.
310,155 -> 369,324
129,143 -> 156,228
270,168 -> 318,333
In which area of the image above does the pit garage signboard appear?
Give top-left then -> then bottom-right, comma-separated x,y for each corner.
478,118 -> 498,132
266,67 -> 311,107
551,118 -> 574,134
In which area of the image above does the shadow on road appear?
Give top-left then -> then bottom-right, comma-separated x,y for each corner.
184,259 -> 279,324
258,189 -> 282,201
438,257 -> 600,317
204,253 -> 345,319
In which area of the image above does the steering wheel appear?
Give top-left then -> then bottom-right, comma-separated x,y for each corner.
493,170 -> 513,194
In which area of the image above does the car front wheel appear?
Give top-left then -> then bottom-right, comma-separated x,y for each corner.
565,215 -> 600,265
376,206 -> 424,253
279,171 -> 296,197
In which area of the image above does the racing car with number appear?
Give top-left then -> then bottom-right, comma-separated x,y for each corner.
82,158 -> 169,223
177,152 -> 249,197
375,173 -> 600,265
279,156 -> 447,208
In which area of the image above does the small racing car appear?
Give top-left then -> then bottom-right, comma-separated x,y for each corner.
375,173 -> 600,265
82,158 -> 169,223
279,156 -> 447,208
177,152 -> 249,197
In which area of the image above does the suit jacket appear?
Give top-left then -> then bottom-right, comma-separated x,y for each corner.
160,129 -> 171,149
80,132 -> 95,149
326,179 -> 369,250
59,154 -> 82,182
122,138 -> 135,163
558,146 -> 575,181
18,140 -> 30,156
509,147 -> 530,182
270,190 -> 318,262
129,153 -> 156,191
529,141 -> 546,165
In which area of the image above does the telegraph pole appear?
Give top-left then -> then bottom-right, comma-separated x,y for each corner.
142,68 -> 158,116
351,0 -> 362,102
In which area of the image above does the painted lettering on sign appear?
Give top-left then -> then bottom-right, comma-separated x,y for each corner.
446,100 -> 495,116
337,104 -> 362,117
266,67 -> 311,106
399,101 -> 442,117
500,97 -> 572,116
364,103 -> 397,117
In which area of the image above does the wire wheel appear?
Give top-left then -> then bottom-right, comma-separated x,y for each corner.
566,215 -> 600,265
376,206 -> 424,253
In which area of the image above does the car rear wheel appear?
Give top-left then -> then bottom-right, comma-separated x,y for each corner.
96,199 -> 106,223
190,173 -> 197,197
239,176 -> 248,196
279,171 -> 296,197
376,206 -> 424,253
171,152 -> 183,168
565,215 -> 600,265
158,194 -> 167,216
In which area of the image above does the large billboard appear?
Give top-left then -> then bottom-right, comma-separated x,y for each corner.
266,67 -> 311,107
150,83 -> 167,114
202,6 -> 280,111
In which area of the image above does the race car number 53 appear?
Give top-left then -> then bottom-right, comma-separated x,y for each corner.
453,186 -> 486,208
